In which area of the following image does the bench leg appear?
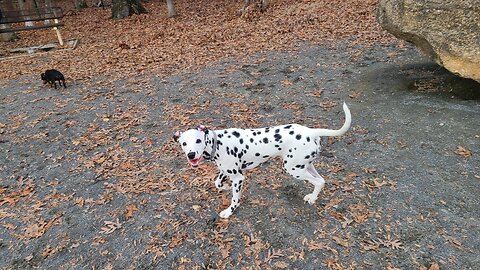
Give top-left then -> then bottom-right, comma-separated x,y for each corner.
53,19 -> 64,46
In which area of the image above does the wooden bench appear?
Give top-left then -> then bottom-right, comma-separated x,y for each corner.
0,7 -> 65,45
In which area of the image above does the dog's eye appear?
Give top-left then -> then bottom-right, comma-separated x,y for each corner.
182,142 -> 187,146
196,139 -> 202,143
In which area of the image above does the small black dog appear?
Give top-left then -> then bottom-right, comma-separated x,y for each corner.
41,69 -> 66,89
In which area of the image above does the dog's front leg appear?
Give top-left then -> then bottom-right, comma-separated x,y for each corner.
219,173 -> 245,219
214,172 -> 229,190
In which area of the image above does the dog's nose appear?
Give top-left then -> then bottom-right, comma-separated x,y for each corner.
187,152 -> 196,160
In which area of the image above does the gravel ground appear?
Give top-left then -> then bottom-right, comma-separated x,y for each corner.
0,42 -> 479,270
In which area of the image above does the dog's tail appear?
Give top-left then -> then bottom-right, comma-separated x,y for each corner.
313,102 -> 351,137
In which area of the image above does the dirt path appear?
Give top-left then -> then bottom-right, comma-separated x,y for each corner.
1,42 -> 479,269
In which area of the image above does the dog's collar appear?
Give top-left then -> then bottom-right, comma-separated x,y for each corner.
204,131 -> 217,160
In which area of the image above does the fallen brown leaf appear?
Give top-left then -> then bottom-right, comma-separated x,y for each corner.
454,146 -> 472,158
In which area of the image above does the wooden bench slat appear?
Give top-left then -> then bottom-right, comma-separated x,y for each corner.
1,15 -> 64,24
0,22 -> 64,33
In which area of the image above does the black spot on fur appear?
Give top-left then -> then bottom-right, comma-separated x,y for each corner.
239,138 -> 244,144
263,138 -> 269,144
232,131 -> 240,138
284,125 -> 292,129
296,134 -> 302,140
275,129 -> 280,133
306,137 -> 310,142
305,155 -> 310,159
289,131 -> 294,135
274,134 -> 282,141
227,169 -> 232,174
263,155 -> 269,158
250,138 -> 254,143
255,153 -> 260,157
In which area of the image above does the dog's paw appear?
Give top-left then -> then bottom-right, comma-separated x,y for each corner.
219,208 -> 233,219
303,194 -> 318,205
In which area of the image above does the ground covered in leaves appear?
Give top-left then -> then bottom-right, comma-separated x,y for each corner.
1,1 -> 480,270
0,0 -> 396,81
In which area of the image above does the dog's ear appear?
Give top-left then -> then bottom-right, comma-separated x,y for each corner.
173,131 -> 182,142
197,125 -> 208,133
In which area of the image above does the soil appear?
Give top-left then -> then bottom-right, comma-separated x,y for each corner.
1,41 -> 479,270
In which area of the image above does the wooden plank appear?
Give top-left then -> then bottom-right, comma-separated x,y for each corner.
0,23 -> 64,33
0,7 -> 63,24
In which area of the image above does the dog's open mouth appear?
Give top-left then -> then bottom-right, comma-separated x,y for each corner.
188,157 -> 203,167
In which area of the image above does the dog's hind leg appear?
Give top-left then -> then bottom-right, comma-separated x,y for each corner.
219,172 -> 245,218
303,164 -> 326,204
285,162 -> 325,204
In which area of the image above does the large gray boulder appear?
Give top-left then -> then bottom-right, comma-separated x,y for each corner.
377,0 -> 480,83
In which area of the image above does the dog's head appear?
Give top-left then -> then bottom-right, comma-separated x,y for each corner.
173,125 -> 209,167
41,73 -> 47,83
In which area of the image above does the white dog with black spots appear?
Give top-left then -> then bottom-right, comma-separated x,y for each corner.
174,103 -> 351,218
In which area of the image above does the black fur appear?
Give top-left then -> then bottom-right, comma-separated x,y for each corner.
41,69 -> 66,89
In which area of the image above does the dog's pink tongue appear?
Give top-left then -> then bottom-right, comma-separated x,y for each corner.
189,158 -> 201,166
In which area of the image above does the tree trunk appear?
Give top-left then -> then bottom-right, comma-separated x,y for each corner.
112,0 -> 147,20
166,0 -> 176,18
73,0 -> 88,9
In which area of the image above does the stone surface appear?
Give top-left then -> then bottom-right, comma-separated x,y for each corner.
377,0 -> 480,82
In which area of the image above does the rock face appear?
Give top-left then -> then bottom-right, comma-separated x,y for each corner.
377,0 -> 480,82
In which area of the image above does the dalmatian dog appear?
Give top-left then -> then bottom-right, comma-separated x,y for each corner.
174,103 -> 351,218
